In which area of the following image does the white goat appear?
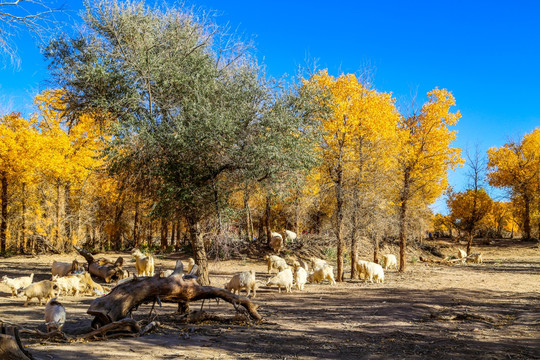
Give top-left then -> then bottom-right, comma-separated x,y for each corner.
354,260 -> 368,280
77,272 -> 106,295
308,264 -> 336,285
1,273 -> 34,297
284,230 -> 297,243
132,249 -> 155,276
18,280 -> 56,306
224,270 -> 257,298
266,268 -> 293,293
310,257 -> 328,271
382,254 -> 398,270
45,298 -> 66,332
52,275 -> 82,296
467,253 -> 483,264
361,262 -> 385,283
269,232 -> 284,253
293,266 -> 308,291
457,248 -> 467,264
264,255 -> 289,273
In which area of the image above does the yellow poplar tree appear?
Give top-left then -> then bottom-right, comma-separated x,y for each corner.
484,201 -> 512,238
35,89 -> 109,250
396,88 -> 463,271
447,188 -> 493,253
305,70 -> 399,281
0,113 -> 41,254
487,128 -> 540,239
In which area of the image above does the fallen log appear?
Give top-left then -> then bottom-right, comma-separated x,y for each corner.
419,256 -> 453,265
79,318 -> 140,340
447,252 -> 482,264
88,274 -> 262,327
0,325 -> 33,360
75,246 -> 128,283
420,252 -> 482,265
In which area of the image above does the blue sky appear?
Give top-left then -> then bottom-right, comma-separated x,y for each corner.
1,0 -> 538,213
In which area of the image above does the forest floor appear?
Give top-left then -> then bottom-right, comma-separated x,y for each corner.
0,238 -> 539,360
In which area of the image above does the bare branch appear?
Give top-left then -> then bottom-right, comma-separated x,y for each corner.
0,0 -> 65,67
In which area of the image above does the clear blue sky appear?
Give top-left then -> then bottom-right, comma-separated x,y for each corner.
1,0 -> 539,213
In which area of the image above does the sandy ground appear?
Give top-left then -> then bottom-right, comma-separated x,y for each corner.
0,239 -> 539,360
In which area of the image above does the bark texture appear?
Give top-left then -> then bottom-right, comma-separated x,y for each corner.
87,275 -> 262,327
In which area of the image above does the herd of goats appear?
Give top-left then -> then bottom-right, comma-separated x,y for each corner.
0,230 -> 483,335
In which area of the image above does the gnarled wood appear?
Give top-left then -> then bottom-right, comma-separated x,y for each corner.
75,246 -> 127,283
88,274 -> 262,327
80,318 -> 140,340
0,325 -> 33,360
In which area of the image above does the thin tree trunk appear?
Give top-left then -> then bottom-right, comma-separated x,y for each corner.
1,172 -> 7,254
64,184 -> 72,247
373,235 -> 380,264
294,188 -> 300,237
523,193 -> 531,240
20,182 -> 26,253
147,220 -> 153,247
161,219 -> 168,250
113,204 -> 124,251
55,183 -> 61,250
176,220 -> 181,251
243,186 -> 252,241
399,169 -> 410,272
350,188 -> 359,279
258,216 -> 264,240
537,197 -> 540,240
170,222 -> 176,249
466,231 -> 474,255
265,194 -> 272,244
187,216 -> 209,285
133,199 -> 140,248
335,145 -> 345,282
212,180 -> 222,234
248,206 -> 254,242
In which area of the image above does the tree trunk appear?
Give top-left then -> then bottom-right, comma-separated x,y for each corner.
523,193 -> 531,240
350,189 -> 359,280
113,204 -> 124,251
243,186 -> 252,241
335,145 -> 345,282
538,197 -> 540,240
175,220 -> 181,251
87,275 -> 261,328
0,173 -> 7,255
265,194 -> 272,245
373,235 -> 380,264
76,246 -> 125,283
466,231 -> 474,255
55,183 -> 61,250
213,183 -> 222,234
18,182 -> 26,254
147,220 -> 153,247
64,183 -> 72,247
399,169 -> 410,272
170,222 -> 176,249
160,219 -> 168,250
0,326 -> 32,360
133,199 -> 140,248
258,216 -> 264,241
294,188 -> 300,237
187,217 -> 210,285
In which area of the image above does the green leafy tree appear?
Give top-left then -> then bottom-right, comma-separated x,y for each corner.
46,0 -> 320,284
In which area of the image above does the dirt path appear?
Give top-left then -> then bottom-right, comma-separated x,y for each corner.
1,240 -> 539,359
